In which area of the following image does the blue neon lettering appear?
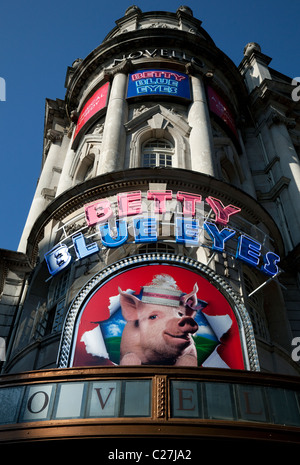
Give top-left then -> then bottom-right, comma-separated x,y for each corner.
204,222 -> 235,252
134,217 -> 157,243
261,251 -> 280,277
99,220 -> 128,247
236,235 -> 261,266
175,218 -> 200,245
72,232 -> 99,259
44,244 -> 72,276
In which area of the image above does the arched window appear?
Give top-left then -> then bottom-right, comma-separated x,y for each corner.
142,139 -> 174,167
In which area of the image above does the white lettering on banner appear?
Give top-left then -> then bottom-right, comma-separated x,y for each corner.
44,190 -> 280,278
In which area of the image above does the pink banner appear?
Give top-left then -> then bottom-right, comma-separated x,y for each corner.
73,82 -> 109,143
207,86 -> 238,139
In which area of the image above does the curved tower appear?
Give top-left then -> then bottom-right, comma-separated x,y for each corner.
1,5 -> 300,451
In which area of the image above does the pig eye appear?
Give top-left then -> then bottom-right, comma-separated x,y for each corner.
149,314 -> 157,320
178,312 -> 184,317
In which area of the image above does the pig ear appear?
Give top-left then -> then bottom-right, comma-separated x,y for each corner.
181,283 -> 198,309
118,287 -> 140,321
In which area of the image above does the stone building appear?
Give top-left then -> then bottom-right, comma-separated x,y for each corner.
0,5 -> 300,450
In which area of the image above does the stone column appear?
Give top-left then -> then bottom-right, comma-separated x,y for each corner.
18,130 -> 63,252
56,134 -> 75,196
268,109 -> 300,246
188,75 -> 216,176
96,61 -> 129,175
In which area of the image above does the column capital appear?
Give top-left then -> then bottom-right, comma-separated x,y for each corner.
46,128 -> 64,143
104,58 -> 133,81
266,108 -> 296,129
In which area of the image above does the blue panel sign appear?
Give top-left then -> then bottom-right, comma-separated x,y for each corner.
127,69 -> 190,99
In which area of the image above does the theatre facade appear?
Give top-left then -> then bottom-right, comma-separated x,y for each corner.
1,5 -> 300,450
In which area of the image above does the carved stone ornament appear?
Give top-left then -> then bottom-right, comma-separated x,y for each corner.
104,59 -> 133,80
46,129 -> 64,143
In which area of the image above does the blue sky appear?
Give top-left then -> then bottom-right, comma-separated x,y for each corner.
0,0 -> 299,252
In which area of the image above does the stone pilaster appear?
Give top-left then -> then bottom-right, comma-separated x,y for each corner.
188,74 -> 216,176
96,60 -> 130,175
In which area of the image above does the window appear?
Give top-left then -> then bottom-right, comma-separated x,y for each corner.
137,242 -> 176,255
142,139 -> 173,167
46,270 -> 70,334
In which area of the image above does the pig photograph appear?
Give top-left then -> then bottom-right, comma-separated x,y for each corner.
71,264 -> 245,370
118,275 -> 207,366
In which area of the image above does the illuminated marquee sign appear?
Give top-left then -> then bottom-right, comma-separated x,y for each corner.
1,376 -> 300,425
127,69 -> 191,99
44,190 -> 280,280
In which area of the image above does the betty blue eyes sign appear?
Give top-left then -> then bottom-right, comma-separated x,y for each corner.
127,70 -> 191,99
44,189 -> 280,279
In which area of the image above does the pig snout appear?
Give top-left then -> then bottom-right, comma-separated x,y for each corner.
163,316 -> 198,349
178,316 -> 198,334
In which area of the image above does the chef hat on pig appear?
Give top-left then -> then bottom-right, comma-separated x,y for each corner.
140,274 -> 207,310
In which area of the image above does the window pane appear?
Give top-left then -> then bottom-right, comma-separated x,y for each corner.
236,384 -> 268,422
54,383 -> 85,419
171,381 -> 200,418
205,382 -> 235,420
122,380 -> 151,417
142,139 -> 174,168
87,381 -> 121,418
0,387 -> 24,424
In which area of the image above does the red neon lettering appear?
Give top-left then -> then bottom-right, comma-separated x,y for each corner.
206,196 -> 241,225
147,190 -> 173,213
118,191 -> 142,217
177,191 -> 202,215
131,73 -> 144,81
131,71 -> 186,82
171,73 -> 186,81
85,199 -> 113,226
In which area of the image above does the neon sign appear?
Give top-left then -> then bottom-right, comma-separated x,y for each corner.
127,69 -> 191,99
44,190 -> 280,278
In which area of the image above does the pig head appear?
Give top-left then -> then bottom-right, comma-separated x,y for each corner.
118,285 -> 199,366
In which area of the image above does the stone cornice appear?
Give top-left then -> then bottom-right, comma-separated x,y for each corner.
247,79 -> 300,122
65,27 -> 247,114
0,250 -> 32,295
256,176 -> 291,202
